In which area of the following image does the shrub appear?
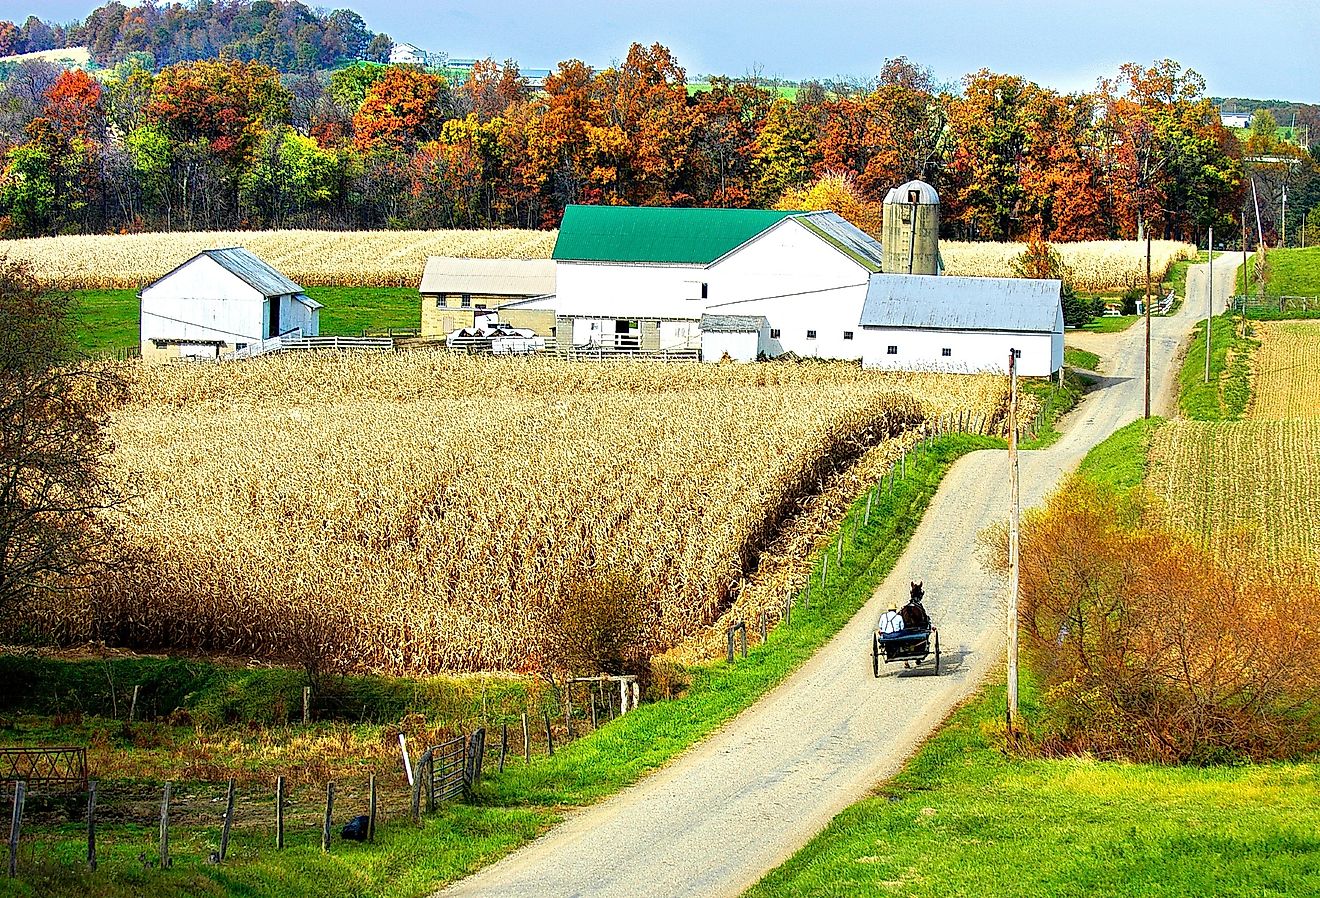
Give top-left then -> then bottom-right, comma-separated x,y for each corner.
1017,477 -> 1320,764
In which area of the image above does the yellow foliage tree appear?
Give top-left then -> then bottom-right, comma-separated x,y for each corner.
774,172 -> 883,237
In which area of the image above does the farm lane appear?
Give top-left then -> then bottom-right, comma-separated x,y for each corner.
438,253 -> 1243,898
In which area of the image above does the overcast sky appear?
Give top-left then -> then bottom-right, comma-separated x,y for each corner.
10,0 -> 1318,100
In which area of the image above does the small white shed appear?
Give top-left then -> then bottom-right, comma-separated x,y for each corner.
140,248 -> 321,363
700,314 -> 767,362
858,274 -> 1063,376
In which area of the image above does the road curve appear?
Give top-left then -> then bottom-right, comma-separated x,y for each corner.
439,253 -> 1243,898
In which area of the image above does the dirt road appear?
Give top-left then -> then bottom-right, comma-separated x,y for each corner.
439,253 -> 1244,898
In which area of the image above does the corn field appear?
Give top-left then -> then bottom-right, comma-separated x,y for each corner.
1248,321 -> 1320,420
20,354 -> 1012,675
0,229 -> 556,290
1146,419 -> 1320,576
4,228 -> 1191,293
941,240 -> 1196,292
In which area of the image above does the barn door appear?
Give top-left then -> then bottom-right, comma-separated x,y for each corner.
268,297 -> 282,338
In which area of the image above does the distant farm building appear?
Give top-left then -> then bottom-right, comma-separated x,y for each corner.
390,43 -> 447,66
859,275 -> 1063,376
504,181 -> 1061,374
140,248 -> 321,363
418,257 -> 556,338
1220,111 -> 1253,129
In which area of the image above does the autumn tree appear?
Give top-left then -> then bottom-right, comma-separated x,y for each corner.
752,97 -> 818,205
775,172 -> 882,235
0,261 -> 128,613
352,66 -> 448,152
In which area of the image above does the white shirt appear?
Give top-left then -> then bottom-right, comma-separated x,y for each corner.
878,610 -> 905,634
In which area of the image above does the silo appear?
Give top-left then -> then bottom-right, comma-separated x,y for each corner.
882,179 -> 940,276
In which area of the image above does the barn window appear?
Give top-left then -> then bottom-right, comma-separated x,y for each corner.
437,294 -> 446,308
1013,348 -> 1022,359
806,330 -> 817,339
843,331 -> 854,340
887,345 -> 898,355
941,348 -> 952,357
701,282 -> 709,299
461,294 -> 472,308
770,328 -> 781,339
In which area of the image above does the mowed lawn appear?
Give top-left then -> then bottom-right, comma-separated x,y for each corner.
69,286 -> 420,355
1240,246 -> 1320,295
747,683 -> 1320,898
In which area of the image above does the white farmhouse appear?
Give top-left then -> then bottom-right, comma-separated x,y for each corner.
140,248 -> 321,364
858,275 -> 1063,376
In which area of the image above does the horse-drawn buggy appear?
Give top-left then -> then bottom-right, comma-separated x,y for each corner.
872,581 -> 940,677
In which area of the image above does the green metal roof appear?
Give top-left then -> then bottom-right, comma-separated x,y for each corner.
552,205 -> 802,265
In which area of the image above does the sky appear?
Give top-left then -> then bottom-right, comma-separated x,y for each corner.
8,0 -> 1319,101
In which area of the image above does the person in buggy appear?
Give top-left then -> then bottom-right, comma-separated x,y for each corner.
899,581 -> 930,631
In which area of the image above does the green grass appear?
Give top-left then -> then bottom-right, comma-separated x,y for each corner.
746,681 -> 1320,898
1075,416 -> 1163,492
65,287 -> 420,357
7,433 -> 1000,897
70,289 -> 140,355
1079,314 -> 1139,333
1018,369 -> 1087,450
308,286 -> 419,335
1063,346 -> 1099,371
1178,314 -> 1256,421
1238,247 -> 1320,318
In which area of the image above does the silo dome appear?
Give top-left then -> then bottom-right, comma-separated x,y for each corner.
884,180 -> 940,206
882,179 -> 940,276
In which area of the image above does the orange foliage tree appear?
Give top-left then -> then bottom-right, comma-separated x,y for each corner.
1017,478 -> 1320,763
775,172 -> 882,236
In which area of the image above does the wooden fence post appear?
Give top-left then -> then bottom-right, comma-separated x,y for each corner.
631,680 -> 639,711
368,774 -> 377,842
8,780 -> 25,878
86,780 -> 97,872
521,712 -> 530,763
219,778 -> 236,861
159,781 -> 172,869
725,625 -> 735,663
303,687 -> 311,725
129,685 -> 140,723
543,710 -> 554,756
275,776 -> 285,849
321,782 -> 334,852
499,723 -> 509,772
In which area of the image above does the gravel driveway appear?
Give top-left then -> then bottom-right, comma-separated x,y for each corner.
439,254 -> 1243,898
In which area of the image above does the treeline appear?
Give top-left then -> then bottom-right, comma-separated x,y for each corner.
0,1 -> 389,73
0,44 -> 1262,241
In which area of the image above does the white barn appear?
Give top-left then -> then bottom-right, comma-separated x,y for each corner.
515,197 -> 1063,376
140,248 -> 321,363
858,275 -> 1063,375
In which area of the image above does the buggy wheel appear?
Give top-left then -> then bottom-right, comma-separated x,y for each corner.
872,634 -> 880,678
933,630 -> 941,675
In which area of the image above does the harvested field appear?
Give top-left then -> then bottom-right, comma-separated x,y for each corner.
1249,320 -> 1320,420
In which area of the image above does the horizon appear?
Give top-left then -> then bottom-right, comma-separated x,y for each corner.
3,0 -> 1317,102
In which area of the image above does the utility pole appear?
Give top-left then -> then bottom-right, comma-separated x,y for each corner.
1006,349 -> 1020,735
1282,184 -> 1288,248
1205,225 -> 1213,384
1144,233 -> 1152,418
1242,211 -> 1249,311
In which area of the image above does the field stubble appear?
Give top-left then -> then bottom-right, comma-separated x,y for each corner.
5,229 -> 1192,293
20,355 -> 1015,675
1248,320 -> 1320,420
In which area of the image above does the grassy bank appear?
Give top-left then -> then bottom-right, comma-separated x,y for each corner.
1178,314 -> 1256,421
746,680 -> 1320,898
5,433 -> 999,897
1018,369 -> 1088,450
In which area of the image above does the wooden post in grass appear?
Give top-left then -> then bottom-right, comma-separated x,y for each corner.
726,624 -> 735,663
303,686 -> 311,725
275,776 -> 285,849
86,781 -> 97,872
521,712 -> 530,762
159,781 -> 172,869
129,685 -> 140,723
368,775 -> 377,843
321,782 -> 334,852
543,710 -> 554,756
8,781 -> 25,878
220,778 -> 236,861
499,723 -> 509,772
1205,225 -> 1214,384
